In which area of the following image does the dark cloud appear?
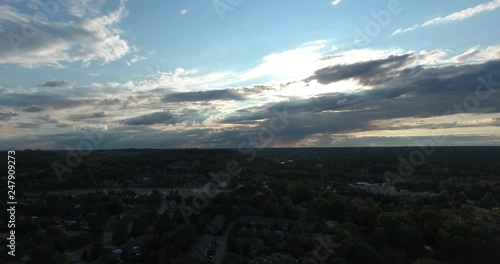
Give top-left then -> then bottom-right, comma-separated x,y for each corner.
0,93 -> 94,109
68,111 -> 107,121
99,98 -> 121,105
15,122 -> 41,129
318,54 -> 343,61
306,54 -> 416,85
120,111 -> 179,125
163,89 -> 244,102
38,80 -> 69,87
221,59 -> 500,144
21,105 -> 46,112
0,109 -> 18,121
236,85 -> 276,95
121,108 -> 210,126
38,114 -> 60,124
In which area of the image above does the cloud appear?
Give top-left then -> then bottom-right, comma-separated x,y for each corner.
2,42 -> 500,148
163,89 -> 245,102
221,58 -> 500,145
0,108 -> 18,121
15,122 -> 40,129
126,55 -> 147,66
180,9 -> 188,15
38,114 -> 60,124
68,111 -> 107,121
305,53 -> 416,85
61,0 -> 106,18
21,105 -> 46,112
38,80 -> 69,87
449,45 -> 500,64
332,0 -> 341,6
0,0 -> 131,67
392,0 -> 500,35
0,93 -> 94,109
120,111 -> 179,126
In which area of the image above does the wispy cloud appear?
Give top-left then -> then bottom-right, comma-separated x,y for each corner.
332,0 -> 342,6
180,9 -> 188,15
392,0 -> 500,36
126,55 -> 147,66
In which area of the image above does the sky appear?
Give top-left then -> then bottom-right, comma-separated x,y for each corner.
1,0 -> 500,149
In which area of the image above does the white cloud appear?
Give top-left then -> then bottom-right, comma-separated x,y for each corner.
392,0 -> 500,35
61,0 -> 106,18
180,9 -> 188,15
449,45 -> 500,63
88,42 -> 412,94
332,0 -> 342,6
0,0 -> 131,67
126,55 -> 147,66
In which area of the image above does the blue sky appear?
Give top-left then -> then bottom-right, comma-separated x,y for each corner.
1,0 -> 500,149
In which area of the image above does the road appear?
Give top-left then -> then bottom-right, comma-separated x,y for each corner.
210,222 -> 234,264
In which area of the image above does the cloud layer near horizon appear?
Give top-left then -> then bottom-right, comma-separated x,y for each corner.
1,43 -> 500,149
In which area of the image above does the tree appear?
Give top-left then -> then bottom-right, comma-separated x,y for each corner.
440,190 -> 450,200
47,226 -> 67,238
50,253 -> 68,264
112,221 -> 129,245
341,241 -> 382,264
263,199 -> 280,218
480,192 -> 496,209
90,241 -> 104,260
81,250 -> 88,261
281,195 -> 293,207
165,224 -> 197,250
223,253 -> 247,264
370,227 -> 388,244
393,223 -> 423,252
414,259 -> 441,264
31,244 -> 58,264
131,214 -> 149,236
331,199 -> 346,221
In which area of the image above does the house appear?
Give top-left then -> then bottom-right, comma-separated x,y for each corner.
251,253 -> 297,264
236,238 -> 265,257
126,236 -> 145,257
324,220 -> 338,232
111,248 -> 123,256
206,214 -> 227,235
293,222 -> 314,233
188,235 -> 214,259
238,228 -> 286,242
277,218 -> 296,231
257,229 -> 286,243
